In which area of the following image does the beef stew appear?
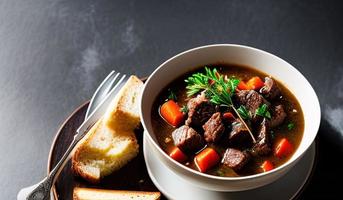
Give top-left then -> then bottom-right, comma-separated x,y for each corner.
151,63 -> 304,177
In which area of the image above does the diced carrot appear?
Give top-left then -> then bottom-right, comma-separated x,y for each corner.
246,76 -> 264,90
261,160 -> 274,172
275,138 -> 293,158
194,148 -> 220,173
237,80 -> 250,90
223,112 -> 235,122
169,147 -> 188,163
160,100 -> 184,127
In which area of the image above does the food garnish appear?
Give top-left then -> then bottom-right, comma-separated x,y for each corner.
180,105 -> 189,114
287,122 -> 295,130
168,89 -> 177,101
185,67 -> 256,143
255,104 -> 271,119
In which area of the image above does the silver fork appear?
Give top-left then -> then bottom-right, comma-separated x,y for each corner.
86,71 -> 118,119
17,71 -> 128,200
86,71 -> 129,119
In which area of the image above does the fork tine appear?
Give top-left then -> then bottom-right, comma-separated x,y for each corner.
86,74 -> 127,118
102,73 -> 129,104
102,73 -> 120,96
107,74 -> 127,97
97,72 -> 121,100
86,71 -> 119,119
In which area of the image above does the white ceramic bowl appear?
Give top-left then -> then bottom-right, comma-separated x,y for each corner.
140,44 -> 321,191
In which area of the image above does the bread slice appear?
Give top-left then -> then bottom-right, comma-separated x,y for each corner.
72,76 -> 143,183
72,124 -> 139,182
73,187 -> 161,200
104,75 -> 143,132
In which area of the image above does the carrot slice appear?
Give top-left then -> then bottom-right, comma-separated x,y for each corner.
275,138 -> 293,158
160,100 -> 184,127
246,76 -> 264,90
237,80 -> 250,90
194,148 -> 220,173
170,147 -> 187,163
261,160 -> 274,172
223,112 -> 235,122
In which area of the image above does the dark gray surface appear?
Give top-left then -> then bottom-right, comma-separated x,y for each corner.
1,0 -> 342,199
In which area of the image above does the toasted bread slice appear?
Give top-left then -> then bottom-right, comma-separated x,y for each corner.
73,187 -> 161,200
72,125 -> 139,182
104,76 -> 143,132
72,76 -> 143,183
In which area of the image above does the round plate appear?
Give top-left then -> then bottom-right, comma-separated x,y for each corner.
143,133 -> 316,200
47,102 -> 163,200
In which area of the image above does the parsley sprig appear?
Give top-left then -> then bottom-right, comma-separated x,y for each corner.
255,104 -> 271,119
167,90 -> 177,101
185,67 -> 256,143
185,67 -> 240,105
237,105 -> 250,120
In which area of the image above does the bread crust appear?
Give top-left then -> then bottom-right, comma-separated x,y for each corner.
73,187 -> 161,200
72,119 -> 103,183
72,158 -> 100,184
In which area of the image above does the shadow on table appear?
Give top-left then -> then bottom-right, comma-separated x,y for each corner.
300,119 -> 342,199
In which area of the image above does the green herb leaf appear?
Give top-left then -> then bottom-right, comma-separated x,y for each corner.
180,105 -> 189,114
237,105 -> 250,120
185,72 -> 209,97
265,111 -> 271,119
228,79 -> 240,95
255,104 -> 271,119
204,90 -> 212,99
203,67 -> 238,106
185,67 -> 238,105
287,123 -> 295,130
168,90 -> 177,101
255,104 -> 267,116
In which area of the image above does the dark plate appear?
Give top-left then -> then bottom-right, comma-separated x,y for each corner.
47,101 -> 164,199
47,80 -> 317,199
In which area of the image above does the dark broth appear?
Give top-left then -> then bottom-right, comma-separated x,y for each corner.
151,63 -> 304,177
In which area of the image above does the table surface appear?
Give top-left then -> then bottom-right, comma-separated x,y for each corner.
1,0 -> 342,199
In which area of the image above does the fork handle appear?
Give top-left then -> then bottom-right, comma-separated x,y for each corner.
26,134 -> 80,200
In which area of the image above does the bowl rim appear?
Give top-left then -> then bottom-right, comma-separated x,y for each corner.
140,43 -> 321,181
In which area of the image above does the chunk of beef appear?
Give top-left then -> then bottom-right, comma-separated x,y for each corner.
186,92 -> 217,129
222,148 -> 250,171
252,119 -> 271,155
228,119 -> 251,148
235,90 -> 250,105
172,125 -> 204,153
269,104 -> 287,128
260,77 -> 281,100
203,112 -> 225,143
235,90 -> 270,123
245,90 -> 270,114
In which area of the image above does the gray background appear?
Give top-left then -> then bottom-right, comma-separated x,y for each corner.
1,0 -> 342,199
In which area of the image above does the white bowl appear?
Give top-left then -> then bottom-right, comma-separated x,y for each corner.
140,44 -> 321,191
